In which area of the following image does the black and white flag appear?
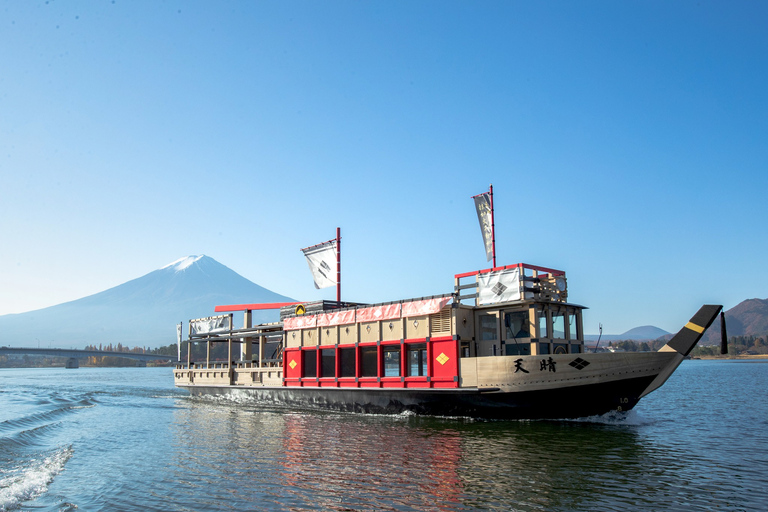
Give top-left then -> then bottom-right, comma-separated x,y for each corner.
302,240 -> 337,289
477,268 -> 521,305
473,192 -> 494,262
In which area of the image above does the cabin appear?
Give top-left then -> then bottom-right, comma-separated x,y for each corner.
174,264 -> 586,389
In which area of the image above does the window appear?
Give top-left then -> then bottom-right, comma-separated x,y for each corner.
408,343 -> 427,376
321,348 -> 335,378
383,346 -> 401,377
479,314 -> 498,341
538,343 -> 551,354
303,349 -> 317,378
571,344 -> 582,354
552,310 -> 565,339
361,346 -> 378,377
538,309 -> 549,338
339,347 -> 356,377
568,311 -> 580,340
504,311 -> 530,339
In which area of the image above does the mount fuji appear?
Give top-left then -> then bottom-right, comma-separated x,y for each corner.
0,256 -> 295,349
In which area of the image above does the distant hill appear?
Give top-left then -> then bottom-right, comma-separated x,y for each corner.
701,298 -> 768,344
619,325 -> 670,340
0,256 -> 294,349
584,325 -> 671,342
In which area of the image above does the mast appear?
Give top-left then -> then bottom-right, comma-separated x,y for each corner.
489,184 -> 496,268
336,227 -> 341,303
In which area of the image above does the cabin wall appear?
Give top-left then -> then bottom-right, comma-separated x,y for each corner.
282,305 -> 459,390
405,316 -> 429,338
339,323 -> 358,344
381,319 -> 403,341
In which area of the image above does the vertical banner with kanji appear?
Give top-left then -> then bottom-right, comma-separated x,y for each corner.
473,190 -> 494,263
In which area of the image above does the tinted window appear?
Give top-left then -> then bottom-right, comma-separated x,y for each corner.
321,348 -> 335,377
480,314 -> 497,341
504,311 -> 530,339
361,346 -> 378,377
383,346 -> 401,377
552,310 -> 565,339
408,343 -> 427,376
303,349 -> 317,378
339,347 -> 356,377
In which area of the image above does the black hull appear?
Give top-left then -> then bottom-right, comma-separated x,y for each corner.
180,374 -> 657,420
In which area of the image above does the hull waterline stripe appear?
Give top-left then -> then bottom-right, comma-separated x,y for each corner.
685,321 -> 705,333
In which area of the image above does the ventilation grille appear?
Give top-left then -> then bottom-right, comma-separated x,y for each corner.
430,307 -> 452,335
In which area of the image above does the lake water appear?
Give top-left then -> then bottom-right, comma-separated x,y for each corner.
1,360 -> 766,511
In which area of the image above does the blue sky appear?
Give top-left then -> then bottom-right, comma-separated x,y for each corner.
1,1 -> 766,335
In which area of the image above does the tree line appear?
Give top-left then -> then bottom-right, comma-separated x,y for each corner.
83,343 -> 153,353
602,336 -> 768,357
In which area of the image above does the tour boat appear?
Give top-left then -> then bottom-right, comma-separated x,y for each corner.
173,262 -> 721,419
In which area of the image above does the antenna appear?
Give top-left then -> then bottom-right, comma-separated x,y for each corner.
594,323 -> 603,353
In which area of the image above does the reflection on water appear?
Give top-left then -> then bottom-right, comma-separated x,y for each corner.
167,393 -> 763,512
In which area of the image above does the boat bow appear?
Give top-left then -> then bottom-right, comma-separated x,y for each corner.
639,304 -> 722,398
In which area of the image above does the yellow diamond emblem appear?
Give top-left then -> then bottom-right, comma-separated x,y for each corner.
436,352 -> 449,365
289,359 -> 297,369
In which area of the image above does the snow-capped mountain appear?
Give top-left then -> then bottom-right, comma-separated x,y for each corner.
0,256 -> 295,348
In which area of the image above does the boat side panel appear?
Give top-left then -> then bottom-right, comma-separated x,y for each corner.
179,374 -> 656,420
464,351 -> 677,392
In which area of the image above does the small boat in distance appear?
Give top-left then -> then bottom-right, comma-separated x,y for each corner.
173,262 -> 721,419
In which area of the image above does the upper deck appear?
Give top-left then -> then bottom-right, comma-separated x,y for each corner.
175,263 -> 586,390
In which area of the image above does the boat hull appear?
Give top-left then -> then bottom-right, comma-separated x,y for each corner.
178,372 -> 658,420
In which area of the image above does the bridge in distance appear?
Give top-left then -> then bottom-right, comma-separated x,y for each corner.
0,346 -> 179,366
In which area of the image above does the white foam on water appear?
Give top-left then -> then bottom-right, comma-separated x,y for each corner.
565,409 -> 654,426
0,445 -> 73,511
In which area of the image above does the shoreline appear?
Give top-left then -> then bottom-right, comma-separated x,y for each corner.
693,354 -> 768,361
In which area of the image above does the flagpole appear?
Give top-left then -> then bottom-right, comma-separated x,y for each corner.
489,184 -> 496,268
336,227 -> 341,303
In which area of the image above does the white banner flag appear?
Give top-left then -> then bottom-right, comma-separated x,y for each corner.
302,240 -> 337,289
189,314 -> 232,335
474,192 -> 493,262
477,267 -> 521,305
176,322 -> 182,360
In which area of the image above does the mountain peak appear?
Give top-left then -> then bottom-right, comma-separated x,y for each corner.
0,255 -> 294,348
162,255 -> 205,272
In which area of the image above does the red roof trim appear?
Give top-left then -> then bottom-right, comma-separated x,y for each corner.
214,302 -> 301,312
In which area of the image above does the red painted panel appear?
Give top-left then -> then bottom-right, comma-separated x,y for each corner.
381,377 -> 402,389
431,337 -> 458,388
359,378 -> 380,388
284,348 -> 302,381
404,381 -> 431,388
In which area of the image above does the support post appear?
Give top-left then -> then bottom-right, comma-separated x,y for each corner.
489,184 -> 496,269
336,227 -> 341,303
241,310 -> 252,362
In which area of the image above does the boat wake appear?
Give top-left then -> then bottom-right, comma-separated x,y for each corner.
564,409 -> 655,426
0,445 -> 73,512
